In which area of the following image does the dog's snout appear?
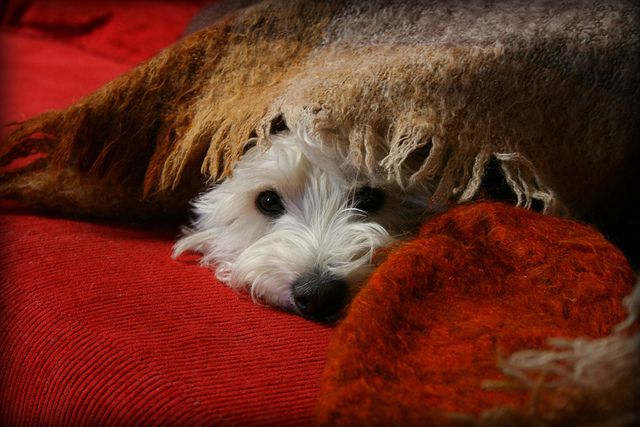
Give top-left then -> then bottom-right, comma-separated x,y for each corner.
292,274 -> 348,323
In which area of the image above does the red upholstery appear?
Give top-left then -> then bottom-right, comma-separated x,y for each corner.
0,2 -> 331,425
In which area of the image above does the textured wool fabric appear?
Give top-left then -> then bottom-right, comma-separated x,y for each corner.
1,0 -> 638,233
0,0 -> 214,218
317,202 -> 637,426
0,205 -> 332,425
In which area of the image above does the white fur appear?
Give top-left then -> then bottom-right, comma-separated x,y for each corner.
173,130 -> 434,313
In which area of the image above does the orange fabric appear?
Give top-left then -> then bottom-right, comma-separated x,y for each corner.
317,202 -> 634,426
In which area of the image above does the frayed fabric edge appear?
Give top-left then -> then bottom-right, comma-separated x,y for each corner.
476,280 -> 640,427
265,105 -> 564,217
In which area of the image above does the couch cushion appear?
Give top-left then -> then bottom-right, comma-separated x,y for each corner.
0,208 -> 331,425
1,2 -> 332,424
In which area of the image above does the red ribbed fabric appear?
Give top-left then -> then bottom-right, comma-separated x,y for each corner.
0,209 -> 332,425
1,2 -> 332,424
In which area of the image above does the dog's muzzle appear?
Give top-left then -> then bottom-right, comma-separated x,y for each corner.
292,272 -> 348,323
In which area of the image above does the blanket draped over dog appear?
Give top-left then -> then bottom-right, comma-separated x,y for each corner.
0,0 -> 638,223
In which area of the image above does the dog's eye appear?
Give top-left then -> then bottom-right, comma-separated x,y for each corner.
353,186 -> 385,213
256,190 -> 285,217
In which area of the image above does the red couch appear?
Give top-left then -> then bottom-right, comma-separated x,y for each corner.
1,2 -> 332,425
2,2 -> 637,425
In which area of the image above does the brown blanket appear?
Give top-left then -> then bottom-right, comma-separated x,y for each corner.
1,1 -> 638,233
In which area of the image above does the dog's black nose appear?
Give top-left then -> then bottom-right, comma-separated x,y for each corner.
292,274 -> 348,323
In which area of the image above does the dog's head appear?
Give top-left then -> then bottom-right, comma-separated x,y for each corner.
173,131 -> 433,322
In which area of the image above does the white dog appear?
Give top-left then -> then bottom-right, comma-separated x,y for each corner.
173,129 -> 435,322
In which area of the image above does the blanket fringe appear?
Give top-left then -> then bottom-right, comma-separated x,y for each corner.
478,281 -> 640,427
493,152 -> 562,214
1,0 -> 637,225
0,1 -> 337,216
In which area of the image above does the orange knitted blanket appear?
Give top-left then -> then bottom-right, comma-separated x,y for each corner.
317,202 -> 638,426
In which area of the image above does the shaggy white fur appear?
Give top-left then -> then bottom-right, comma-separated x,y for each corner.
173,130 -> 435,321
